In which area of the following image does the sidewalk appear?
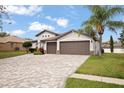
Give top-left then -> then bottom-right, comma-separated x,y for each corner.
70,73 -> 124,85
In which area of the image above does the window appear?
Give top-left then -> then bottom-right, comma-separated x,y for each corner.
48,35 -> 50,37
10,43 -> 14,48
15,47 -> 20,51
42,35 -> 44,37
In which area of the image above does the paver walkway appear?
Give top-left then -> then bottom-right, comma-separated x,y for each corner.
70,73 -> 124,85
0,54 -> 89,88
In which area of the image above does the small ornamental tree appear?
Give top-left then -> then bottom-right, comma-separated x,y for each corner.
0,32 -> 10,37
110,35 -> 114,53
23,41 -> 32,53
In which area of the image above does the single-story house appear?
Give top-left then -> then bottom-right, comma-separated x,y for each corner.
32,30 -> 95,55
0,36 -> 28,51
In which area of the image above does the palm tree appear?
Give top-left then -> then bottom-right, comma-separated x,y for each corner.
78,25 -> 100,55
80,6 -> 124,56
78,25 -> 98,41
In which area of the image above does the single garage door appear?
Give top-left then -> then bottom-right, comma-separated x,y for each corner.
60,41 -> 90,55
47,42 -> 57,54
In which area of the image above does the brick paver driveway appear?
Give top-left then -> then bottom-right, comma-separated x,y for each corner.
0,54 -> 89,88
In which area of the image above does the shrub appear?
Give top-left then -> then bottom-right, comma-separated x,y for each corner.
34,51 -> 42,55
23,42 -> 32,53
29,48 -> 36,53
39,48 -> 44,54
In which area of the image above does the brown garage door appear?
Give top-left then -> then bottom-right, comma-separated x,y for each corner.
47,42 -> 57,54
60,41 -> 90,55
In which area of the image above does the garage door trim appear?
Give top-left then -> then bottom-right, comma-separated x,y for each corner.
47,42 -> 57,54
60,40 -> 90,55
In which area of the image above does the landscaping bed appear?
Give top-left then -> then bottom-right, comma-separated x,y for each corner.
34,51 -> 42,55
76,53 -> 124,79
0,51 -> 27,59
65,78 -> 124,88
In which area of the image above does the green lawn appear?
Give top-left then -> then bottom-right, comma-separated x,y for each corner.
0,51 -> 27,59
65,78 -> 124,88
76,53 -> 124,79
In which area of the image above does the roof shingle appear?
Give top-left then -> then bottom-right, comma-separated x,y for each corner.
0,36 -> 27,43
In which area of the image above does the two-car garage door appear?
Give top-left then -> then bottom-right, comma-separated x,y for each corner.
47,41 -> 90,55
60,41 -> 90,55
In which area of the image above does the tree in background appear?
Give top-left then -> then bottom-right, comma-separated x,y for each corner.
0,32 -> 10,37
110,35 -> 114,53
0,5 -> 11,32
78,25 -> 98,41
119,28 -> 124,47
23,42 -> 32,53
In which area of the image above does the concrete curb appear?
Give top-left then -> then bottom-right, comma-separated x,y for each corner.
70,73 -> 124,85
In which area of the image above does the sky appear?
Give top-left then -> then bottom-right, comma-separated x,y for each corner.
2,5 -> 123,41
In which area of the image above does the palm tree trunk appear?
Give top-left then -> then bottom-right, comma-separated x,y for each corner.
99,34 -> 102,56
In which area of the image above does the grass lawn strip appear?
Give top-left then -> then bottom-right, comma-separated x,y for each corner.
0,51 -> 27,59
65,78 -> 124,88
76,53 -> 124,79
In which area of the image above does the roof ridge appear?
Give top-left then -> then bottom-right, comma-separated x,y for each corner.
35,30 -> 59,37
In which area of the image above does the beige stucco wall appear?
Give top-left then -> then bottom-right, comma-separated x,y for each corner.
57,31 -> 94,51
36,32 -> 56,48
32,42 -> 37,48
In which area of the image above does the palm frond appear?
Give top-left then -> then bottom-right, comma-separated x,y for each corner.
106,21 -> 124,34
107,21 -> 124,28
87,5 -> 103,14
78,25 -> 98,41
107,6 -> 124,19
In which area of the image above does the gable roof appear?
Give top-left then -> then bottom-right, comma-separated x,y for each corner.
40,30 -> 76,41
39,29 -> 92,41
0,36 -> 27,43
55,29 -> 77,40
35,30 -> 59,37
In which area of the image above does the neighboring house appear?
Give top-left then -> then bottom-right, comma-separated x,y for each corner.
102,41 -> 124,53
0,36 -> 28,51
32,30 -> 94,55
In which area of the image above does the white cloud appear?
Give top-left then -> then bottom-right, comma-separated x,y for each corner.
11,29 -> 25,36
3,19 -> 16,24
56,18 -> 69,27
45,16 -> 57,21
7,5 -> 42,16
29,22 -> 55,31
45,16 -> 69,27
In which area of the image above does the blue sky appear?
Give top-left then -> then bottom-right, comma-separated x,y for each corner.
2,5 -> 123,41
